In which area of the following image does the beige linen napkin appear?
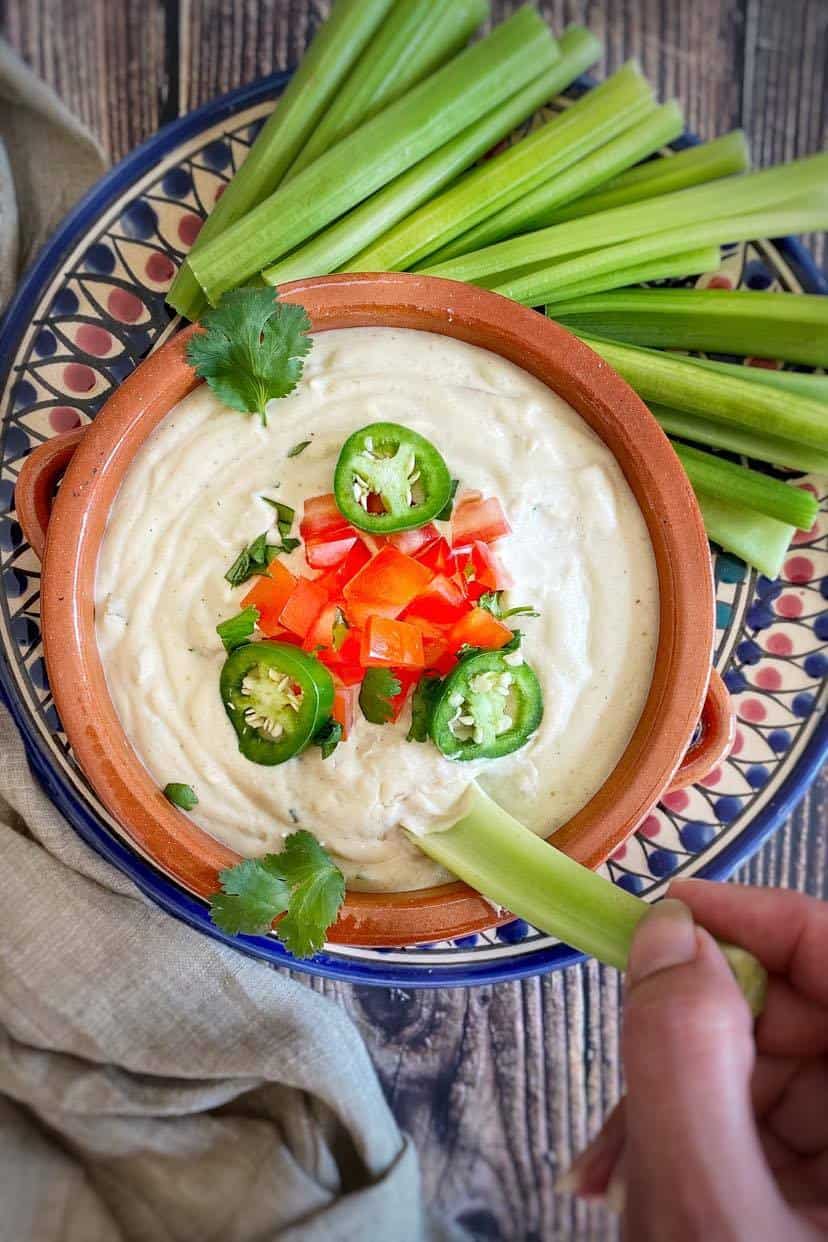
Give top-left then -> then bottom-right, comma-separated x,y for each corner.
0,41 -> 461,1242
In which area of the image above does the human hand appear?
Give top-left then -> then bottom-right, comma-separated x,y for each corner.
558,880 -> 828,1240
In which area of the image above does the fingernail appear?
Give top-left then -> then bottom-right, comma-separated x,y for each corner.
627,898 -> 697,986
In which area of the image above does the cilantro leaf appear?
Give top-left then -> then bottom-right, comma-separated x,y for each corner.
209,856 -> 290,936
313,717 -> 343,760
273,832 -> 346,958
407,674 -> 443,743
436,478 -> 459,521
359,668 -> 402,724
262,499 -> 295,539
163,782 -> 198,811
187,288 -> 312,420
226,525 -> 298,586
287,439 -> 311,457
209,832 -> 345,957
479,590 -> 539,620
217,606 -> 259,651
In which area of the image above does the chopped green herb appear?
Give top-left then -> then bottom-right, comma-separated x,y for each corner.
163,782 -> 199,811
407,674 -> 444,742
313,717 -> 344,760
217,606 -> 259,652
186,287 -> 312,421
359,668 -> 402,724
437,478 -> 460,521
479,590 -> 539,619
209,830 -> 345,958
277,536 -> 301,555
226,525 -> 299,586
288,439 -> 312,458
262,497 -> 296,536
332,607 -> 349,651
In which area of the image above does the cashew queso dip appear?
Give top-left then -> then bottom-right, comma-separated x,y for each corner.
95,327 -> 659,891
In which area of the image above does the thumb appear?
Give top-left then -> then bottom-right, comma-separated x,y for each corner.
621,899 -> 788,1241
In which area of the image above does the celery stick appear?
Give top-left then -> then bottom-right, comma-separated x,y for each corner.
544,130 -> 751,224
653,406 -> 828,474
421,151 -> 828,285
348,59 -> 654,273
579,332 -> 828,449
283,0 -> 489,183
679,356 -> 828,402
263,29 -> 600,286
671,441 -> 818,529
410,784 -> 767,1013
542,244 -> 720,303
492,201 -> 828,306
188,6 -> 558,304
548,287 -> 828,367
421,99 -> 685,263
167,0 -> 394,319
695,492 -> 795,580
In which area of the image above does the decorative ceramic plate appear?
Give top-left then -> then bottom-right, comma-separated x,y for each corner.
1,72 -> 826,985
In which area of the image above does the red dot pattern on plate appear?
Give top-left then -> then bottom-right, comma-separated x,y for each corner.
49,406 -> 82,432
776,594 -> 803,618
756,666 -> 783,691
107,287 -> 143,323
76,324 -> 113,357
145,252 -> 176,283
63,363 -> 96,392
731,729 -> 744,756
178,213 -> 203,246
740,698 -> 767,723
793,526 -> 818,546
639,815 -> 661,837
662,789 -> 689,813
747,356 -> 781,370
214,184 -> 226,201
612,844 -> 627,861
766,632 -> 793,656
785,556 -> 814,583
707,274 -> 733,289
700,766 -> 722,787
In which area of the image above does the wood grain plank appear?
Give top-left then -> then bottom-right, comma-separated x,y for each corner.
0,3 -> 824,1239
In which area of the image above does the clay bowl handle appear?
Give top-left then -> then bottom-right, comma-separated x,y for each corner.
667,669 -> 734,792
15,429 -> 86,562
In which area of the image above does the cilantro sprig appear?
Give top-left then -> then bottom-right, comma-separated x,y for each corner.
313,717 -> 343,760
359,668 -> 401,724
209,830 -> 345,958
187,288 -> 312,421
479,590 -> 539,620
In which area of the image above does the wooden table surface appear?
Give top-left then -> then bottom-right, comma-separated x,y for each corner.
2,1 -> 825,1237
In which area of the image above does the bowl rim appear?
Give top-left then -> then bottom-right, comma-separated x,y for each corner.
39,272 -> 714,946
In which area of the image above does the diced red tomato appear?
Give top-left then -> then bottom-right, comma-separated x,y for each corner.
299,493 -> 350,543
279,577 -> 328,639
404,573 -> 469,625
304,530 -> 359,570
456,541 -> 512,600
389,523 -> 439,557
451,495 -> 511,548
361,615 -> 425,669
360,532 -> 386,556
241,561 -> 297,633
415,535 -> 458,577
332,680 -> 359,739
405,616 -> 454,672
302,601 -> 337,652
314,539 -> 372,596
316,627 -> 364,684
449,607 -> 513,650
389,669 -> 420,721
343,546 -> 433,619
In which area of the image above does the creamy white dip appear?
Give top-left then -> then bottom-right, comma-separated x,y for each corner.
95,327 -> 659,891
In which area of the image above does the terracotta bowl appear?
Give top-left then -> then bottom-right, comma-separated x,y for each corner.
16,273 -> 733,947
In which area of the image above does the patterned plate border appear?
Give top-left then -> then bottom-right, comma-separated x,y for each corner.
0,69 -> 826,986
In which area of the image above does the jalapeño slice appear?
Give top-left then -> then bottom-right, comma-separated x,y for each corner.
220,642 -> 334,766
334,421 -> 452,534
430,649 -> 543,761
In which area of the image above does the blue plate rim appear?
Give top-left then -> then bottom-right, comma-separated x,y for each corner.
0,68 -> 825,987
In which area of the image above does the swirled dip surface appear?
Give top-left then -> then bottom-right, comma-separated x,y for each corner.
95,328 -> 659,890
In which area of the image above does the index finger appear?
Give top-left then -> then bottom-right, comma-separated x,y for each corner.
669,879 -> 828,1007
